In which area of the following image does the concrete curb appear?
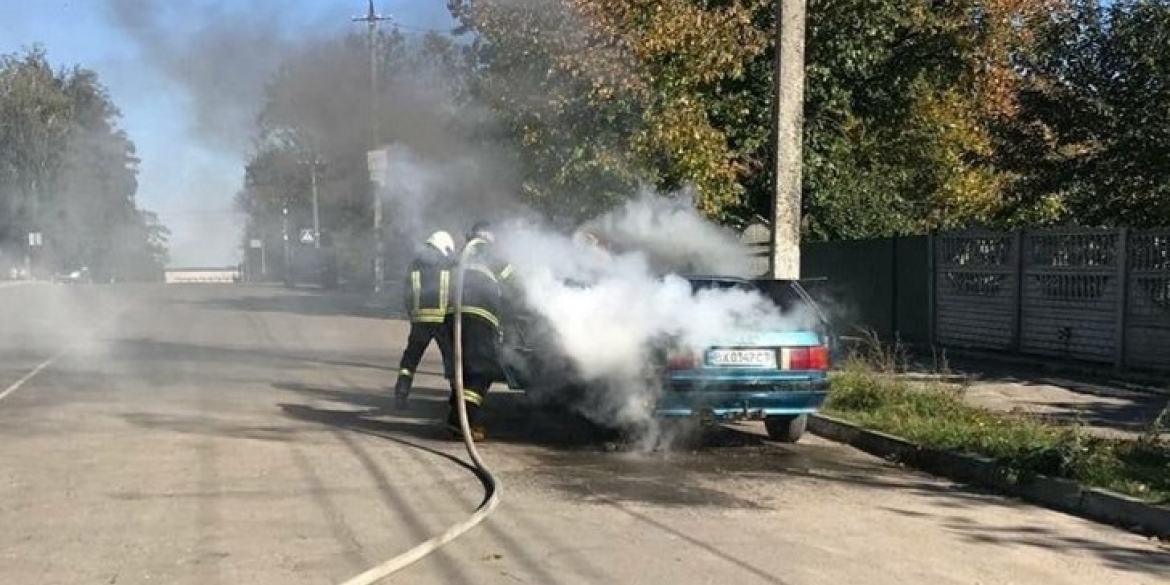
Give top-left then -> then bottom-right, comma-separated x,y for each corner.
808,413 -> 1170,538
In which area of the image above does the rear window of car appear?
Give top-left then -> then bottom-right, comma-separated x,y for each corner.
687,277 -> 811,315
687,278 -> 757,293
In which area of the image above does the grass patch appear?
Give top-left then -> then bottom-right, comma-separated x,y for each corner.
824,349 -> 1170,504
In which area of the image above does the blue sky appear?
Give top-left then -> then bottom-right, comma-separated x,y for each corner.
0,1 -> 456,267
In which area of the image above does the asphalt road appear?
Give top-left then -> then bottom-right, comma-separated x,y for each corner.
0,282 -> 1166,585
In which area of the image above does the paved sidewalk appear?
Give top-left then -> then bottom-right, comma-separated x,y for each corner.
907,357 -> 1169,440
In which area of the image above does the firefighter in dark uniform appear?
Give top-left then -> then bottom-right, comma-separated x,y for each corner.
393,230 -> 457,410
445,221 -> 516,441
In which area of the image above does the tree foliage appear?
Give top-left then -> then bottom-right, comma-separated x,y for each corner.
448,0 -> 1071,237
236,0 -> 1170,257
450,0 -> 770,223
1002,0 -> 1170,227
0,47 -> 166,280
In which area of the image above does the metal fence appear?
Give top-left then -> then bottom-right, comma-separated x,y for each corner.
782,227 -> 1170,373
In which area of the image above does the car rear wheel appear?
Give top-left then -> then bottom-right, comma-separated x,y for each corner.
764,414 -> 807,443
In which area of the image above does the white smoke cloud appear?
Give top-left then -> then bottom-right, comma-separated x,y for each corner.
375,145 -> 820,444
492,196 -> 821,438
578,188 -> 756,278
375,142 -> 533,256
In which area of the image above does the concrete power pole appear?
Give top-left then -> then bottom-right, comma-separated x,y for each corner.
309,158 -> 321,249
769,0 -> 807,280
353,0 -> 391,293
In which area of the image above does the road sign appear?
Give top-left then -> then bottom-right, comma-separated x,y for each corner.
300,229 -> 316,244
249,239 -> 263,249
367,148 -> 388,186
27,232 -> 42,247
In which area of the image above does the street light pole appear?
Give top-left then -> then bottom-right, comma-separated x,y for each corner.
282,203 -> 292,286
307,157 -> 322,249
353,0 -> 392,293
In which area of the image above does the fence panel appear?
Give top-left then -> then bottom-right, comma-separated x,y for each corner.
1019,229 -> 1121,363
894,236 -> 931,344
802,238 -> 896,340
1126,229 -> 1170,371
935,231 -> 1017,350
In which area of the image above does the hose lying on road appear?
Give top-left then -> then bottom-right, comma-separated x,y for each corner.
337,238 -> 502,585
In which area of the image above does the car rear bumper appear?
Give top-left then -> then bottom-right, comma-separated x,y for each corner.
654,378 -> 829,420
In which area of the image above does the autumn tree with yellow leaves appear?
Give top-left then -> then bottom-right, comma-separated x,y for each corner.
451,0 -> 1074,237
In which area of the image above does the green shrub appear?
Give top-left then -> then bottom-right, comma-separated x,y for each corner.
825,357 -> 1170,504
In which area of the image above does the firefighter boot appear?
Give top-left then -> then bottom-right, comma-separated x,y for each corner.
445,401 -> 486,442
393,371 -> 412,410
466,400 -> 487,442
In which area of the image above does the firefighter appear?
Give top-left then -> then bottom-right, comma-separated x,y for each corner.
466,221 -> 515,282
392,230 -> 457,411
444,221 -> 512,441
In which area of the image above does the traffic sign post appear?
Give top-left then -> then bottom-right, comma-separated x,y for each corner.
250,239 -> 265,278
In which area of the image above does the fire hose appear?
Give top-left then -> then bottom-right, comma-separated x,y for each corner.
337,238 -> 502,585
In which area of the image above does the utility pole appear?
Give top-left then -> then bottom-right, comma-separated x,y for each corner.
353,0 -> 392,293
769,0 -> 807,280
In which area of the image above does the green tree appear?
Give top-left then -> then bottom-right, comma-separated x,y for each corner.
450,0 -> 1061,238
0,46 -> 165,280
1004,0 -> 1170,227
450,0 -> 770,223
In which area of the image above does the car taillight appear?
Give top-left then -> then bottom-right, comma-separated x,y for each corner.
666,350 -> 695,370
786,345 -> 829,370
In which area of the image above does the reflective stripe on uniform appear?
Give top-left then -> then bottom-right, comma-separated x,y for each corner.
462,389 -> 483,405
411,270 -> 422,315
461,306 -> 500,327
414,308 -> 447,323
466,264 -> 498,283
400,368 -> 413,377
410,268 -> 450,322
498,263 -> 515,281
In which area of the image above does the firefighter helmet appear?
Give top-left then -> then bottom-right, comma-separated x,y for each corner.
426,230 -> 456,256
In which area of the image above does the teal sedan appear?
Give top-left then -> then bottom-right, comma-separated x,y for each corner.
499,275 -> 837,443
651,276 -> 835,442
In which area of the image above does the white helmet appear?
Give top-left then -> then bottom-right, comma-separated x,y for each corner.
426,230 -> 456,256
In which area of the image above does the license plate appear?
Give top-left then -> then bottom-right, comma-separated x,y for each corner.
705,348 -> 776,368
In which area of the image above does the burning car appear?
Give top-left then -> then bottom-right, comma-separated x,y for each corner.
648,276 -> 835,442
497,274 -> 838,443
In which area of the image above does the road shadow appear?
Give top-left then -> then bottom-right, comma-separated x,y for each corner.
914,354 -> 1169,397
274,377 -> 801,453
899,355 -> 1170,436
274,380 -> 625,450
271,380 -> 1042,508
105,338 -> 395,374
1018,399 -> 1169,434
881,505 -> 1170,576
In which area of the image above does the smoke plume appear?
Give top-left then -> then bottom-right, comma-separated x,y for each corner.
102,0 -> 323,154
375,145 -> 819,446
495,194 -> 820,440
93,0 -> 820,446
